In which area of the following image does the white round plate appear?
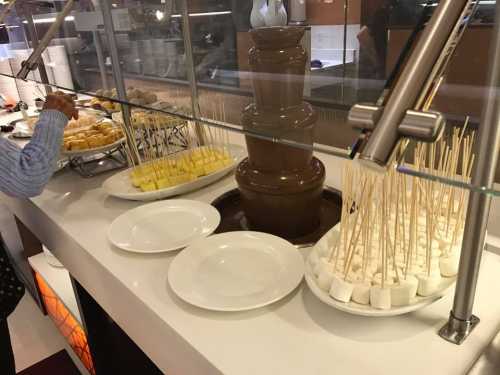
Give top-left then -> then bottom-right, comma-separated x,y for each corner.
103,144 -> 246,201
168,232 -> 304,312
305,226 -> 456,317
108,200 -> 221,253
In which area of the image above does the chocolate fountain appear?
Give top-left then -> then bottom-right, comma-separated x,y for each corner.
236,27 -> 326,238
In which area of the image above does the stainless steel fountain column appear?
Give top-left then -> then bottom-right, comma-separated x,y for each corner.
439,0 -> 500,346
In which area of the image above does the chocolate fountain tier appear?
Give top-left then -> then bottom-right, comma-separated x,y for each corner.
242,102 -> 317,133
249,27 -> 308,110
237,157 -> 326,238
242,102 -> 317,170
236,156 -> 325,195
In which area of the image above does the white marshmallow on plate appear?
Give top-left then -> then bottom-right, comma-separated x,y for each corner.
308,250 -> 320,269
417,274 -> 442,296
317,267 -> 336,291
437,236 -> 454,253
352,281 -> 371,305
372,273 -> 395,286
370,286 -> 391,310
440,252 -> 460,277
391,276 -> 419,307
318,242 -> 333,258
325,232 -> 339,252
313,257 -> 332,277
329,274 -> 354,303
346,271 -> 362,283
351,254 -> 363,272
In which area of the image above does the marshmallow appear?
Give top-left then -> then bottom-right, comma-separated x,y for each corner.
313,257 -> 332,277
370,286 -> 391,310
318,243 -> 333,258
440,253 -> 460,277
417,274 -> 442,296
351,255 -> 363,272
352,281 -> 371,305
329,274 -> 354,303
317,268 -> 335,292
372,273 -> 395,286
308,251 -> 320,269
391,276 -> 418,307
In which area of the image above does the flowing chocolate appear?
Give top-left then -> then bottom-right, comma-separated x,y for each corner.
236,27 -> 326,238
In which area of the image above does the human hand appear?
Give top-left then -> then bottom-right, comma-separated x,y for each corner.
43,91 -> 79,120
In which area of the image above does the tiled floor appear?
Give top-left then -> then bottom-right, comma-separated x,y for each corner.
7,293 -> 86,374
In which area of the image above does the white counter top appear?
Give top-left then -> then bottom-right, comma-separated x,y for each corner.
2,114 -> 500,374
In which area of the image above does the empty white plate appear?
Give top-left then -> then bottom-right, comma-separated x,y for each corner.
108,200 -> 221,253
168,232 -> 304,311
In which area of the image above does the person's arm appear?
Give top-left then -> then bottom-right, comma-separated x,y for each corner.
0,110 -> 68,198
0,93 -> 77,199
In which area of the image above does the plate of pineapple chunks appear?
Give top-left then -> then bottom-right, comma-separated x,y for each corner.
103,144 -> 246,201
62,120 -> 126,156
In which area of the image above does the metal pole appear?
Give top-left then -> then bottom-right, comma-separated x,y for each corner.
341,0 -> 348,103
179,0 -> 206,145
93,30 -> 109,90
0,0 -> 17,26
439,0 -> 500,346
98,0 -> 137,164
358,0 -> 470,168
22,10 -> 52,94
16,0 -> 75,80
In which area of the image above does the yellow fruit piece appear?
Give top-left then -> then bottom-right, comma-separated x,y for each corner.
140,181 -> 157,192
156,178 -> 172,189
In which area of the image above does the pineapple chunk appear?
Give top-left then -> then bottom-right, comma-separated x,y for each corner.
156,177 -> 172,189
140,181 -> 157,192
131,147 -> 234,191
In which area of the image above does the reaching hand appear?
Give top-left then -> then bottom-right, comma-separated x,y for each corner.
43,92 -> 79,120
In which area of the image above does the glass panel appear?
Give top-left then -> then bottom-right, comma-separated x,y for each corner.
396,0 -> 500,196
2,0 -> 499,192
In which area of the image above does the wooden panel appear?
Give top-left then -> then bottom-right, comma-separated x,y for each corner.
386,28 -> 413,77
431,26 -> 492,119
307,0 -> 361,25
386,26 -> 492,120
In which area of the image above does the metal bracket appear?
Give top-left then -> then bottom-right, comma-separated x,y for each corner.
349,104 -> 445,144
348,104 -> 382,132
439,312 -> 480,345
16,0 -> 76,80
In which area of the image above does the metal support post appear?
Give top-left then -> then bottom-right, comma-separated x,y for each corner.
93,30 -> 109,91
98,0 -> 137,164
439,0 -> 500,345
22,10 -> 52,94
0,0 -> 17,25
16,0 -> 75,80
179,0 -> 206,145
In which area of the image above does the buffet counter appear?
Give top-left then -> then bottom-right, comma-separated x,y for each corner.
2,113 -> 500,374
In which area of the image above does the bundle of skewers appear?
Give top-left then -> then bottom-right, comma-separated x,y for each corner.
309,124 -> 475,310
121,106 -> 234,193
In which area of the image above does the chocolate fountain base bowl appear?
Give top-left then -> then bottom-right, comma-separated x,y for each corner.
239,183 -> 323,238
211,187 -> 342,247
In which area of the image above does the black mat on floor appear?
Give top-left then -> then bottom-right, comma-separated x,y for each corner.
18,350 -> 80,375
